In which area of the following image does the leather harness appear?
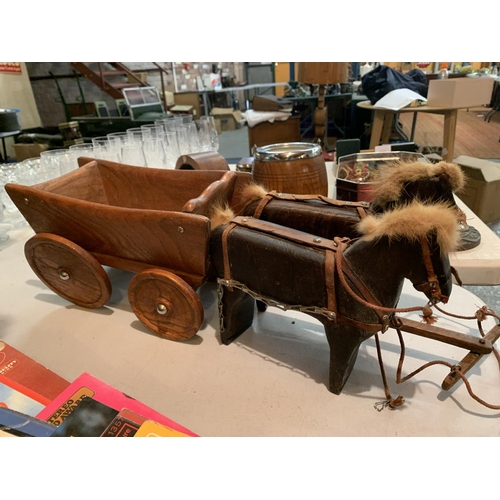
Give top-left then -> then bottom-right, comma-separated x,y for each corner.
252,191 -> 370,220
219,216 -> 449,334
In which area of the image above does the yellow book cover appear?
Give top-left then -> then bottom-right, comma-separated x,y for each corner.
134,420 -> 190,437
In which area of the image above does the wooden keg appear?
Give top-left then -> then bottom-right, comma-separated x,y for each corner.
252,142 -> 328,196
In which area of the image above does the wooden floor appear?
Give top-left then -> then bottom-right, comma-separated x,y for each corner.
398,106 -> 500,159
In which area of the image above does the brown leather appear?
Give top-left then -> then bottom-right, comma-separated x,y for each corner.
356,206 -> 368,219
415,236 -> 446,302
261,191 -> 369,208
221,222 -> 237,290
335,240 -> 388,326
325,249 -> 336,313
230,216 -> 338,252
253,193 -> 274,219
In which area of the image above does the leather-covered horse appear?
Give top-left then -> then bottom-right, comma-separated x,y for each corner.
210,200 -> 458,395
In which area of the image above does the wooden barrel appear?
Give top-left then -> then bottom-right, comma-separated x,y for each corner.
252,142 -> 328,196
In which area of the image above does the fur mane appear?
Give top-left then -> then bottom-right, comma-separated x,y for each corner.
241,182 -> 269,202
209,203 -> 235,229
356,201 -> 459,254
371,161 -> 465,206
210,183 -> 269,228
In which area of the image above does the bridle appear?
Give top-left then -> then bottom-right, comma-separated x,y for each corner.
411,236 -> 450,305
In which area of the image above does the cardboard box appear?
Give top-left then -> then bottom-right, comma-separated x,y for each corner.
128,72 -> 148,84
454,155 -> 500,223
12,143 -> 49,162
427,78 -> 494,108
211,108 -> 243,132
297,62 -> 348,85
214,118 -> 222,135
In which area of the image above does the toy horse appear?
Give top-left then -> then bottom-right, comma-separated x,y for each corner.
210,200 -> 457,394
237,161 -> 475,249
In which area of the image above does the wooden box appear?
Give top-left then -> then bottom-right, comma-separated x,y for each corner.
247,116 -> 301,152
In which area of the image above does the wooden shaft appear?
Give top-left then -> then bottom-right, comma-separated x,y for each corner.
441,324 -> 500,390
395,317 -> 492,354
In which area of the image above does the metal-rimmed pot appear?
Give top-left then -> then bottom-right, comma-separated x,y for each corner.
252,142 -> 328,195
335,151 -> 429,202
0,108 -> 21,133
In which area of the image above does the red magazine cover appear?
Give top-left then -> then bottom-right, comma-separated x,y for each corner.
0,341 -> 70,402
36,372 -> 198,436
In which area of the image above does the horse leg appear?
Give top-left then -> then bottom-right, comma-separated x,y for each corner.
322,322 -> 373,395
256,300 -> 268,312
219,286 -> 255,345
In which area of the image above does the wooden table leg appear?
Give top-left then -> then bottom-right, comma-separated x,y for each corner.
369,110 -> 385,149
443,110 -> 458,162
381,113 -> 393,144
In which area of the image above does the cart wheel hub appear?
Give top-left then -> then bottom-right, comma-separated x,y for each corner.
59,270 -> 70,280
156,303 -> 168,315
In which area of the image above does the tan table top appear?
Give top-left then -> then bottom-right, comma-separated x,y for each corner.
357,99 -> 472,113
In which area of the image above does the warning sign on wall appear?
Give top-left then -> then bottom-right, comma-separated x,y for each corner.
0,63 -> 22,74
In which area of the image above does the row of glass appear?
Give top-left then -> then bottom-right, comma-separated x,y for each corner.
94,115 -> 219,169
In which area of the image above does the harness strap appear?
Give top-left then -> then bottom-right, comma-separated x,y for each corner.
253,193 -> 274,219
228,216 -> 338,251
414,236 -> 446,303
252,190 -> 370,219
356,206 -> 368,219
221,222 -> 237,291
325,249 -> 336,313
335,239 -> 389,328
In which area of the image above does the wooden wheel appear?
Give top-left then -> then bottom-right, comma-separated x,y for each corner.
128,268 -> 203,341
24,233 -> 111,309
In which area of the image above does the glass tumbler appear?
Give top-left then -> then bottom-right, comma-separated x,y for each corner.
121,143 -> 147,167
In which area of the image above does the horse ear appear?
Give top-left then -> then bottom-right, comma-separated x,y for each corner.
434,162 -> 466,193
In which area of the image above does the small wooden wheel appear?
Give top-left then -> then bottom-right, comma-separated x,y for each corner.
24,233 -> 111,309
128,268 -> 203,341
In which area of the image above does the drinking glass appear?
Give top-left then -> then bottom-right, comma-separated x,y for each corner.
165,116 -> 184,131
126,127 -> 144,144
121,143 -> 147,167
175,126 -> 190,155
0,163 -> 19,214
201,115 -> 219,151
161,131 -> 180,169
186,122 -> 200,153
69,144 -> 94,171
107,131 -> 129,158
195,120 -> 212,152
141,123 -> 163,140
142,138 -> 166,168
91,136 -> 110,156
39,149 -> 69,179
17,157 -> 42,186
182,114 -> 194,125
0,163 -> 28,227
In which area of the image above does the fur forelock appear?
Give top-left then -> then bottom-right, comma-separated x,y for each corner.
371,161 -> 465,205
356,201 -> 459,254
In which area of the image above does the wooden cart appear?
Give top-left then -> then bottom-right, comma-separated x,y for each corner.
6,158 -> 252,341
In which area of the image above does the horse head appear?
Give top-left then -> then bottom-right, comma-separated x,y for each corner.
356,200 -> 459,304
370,160 -> 465,213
